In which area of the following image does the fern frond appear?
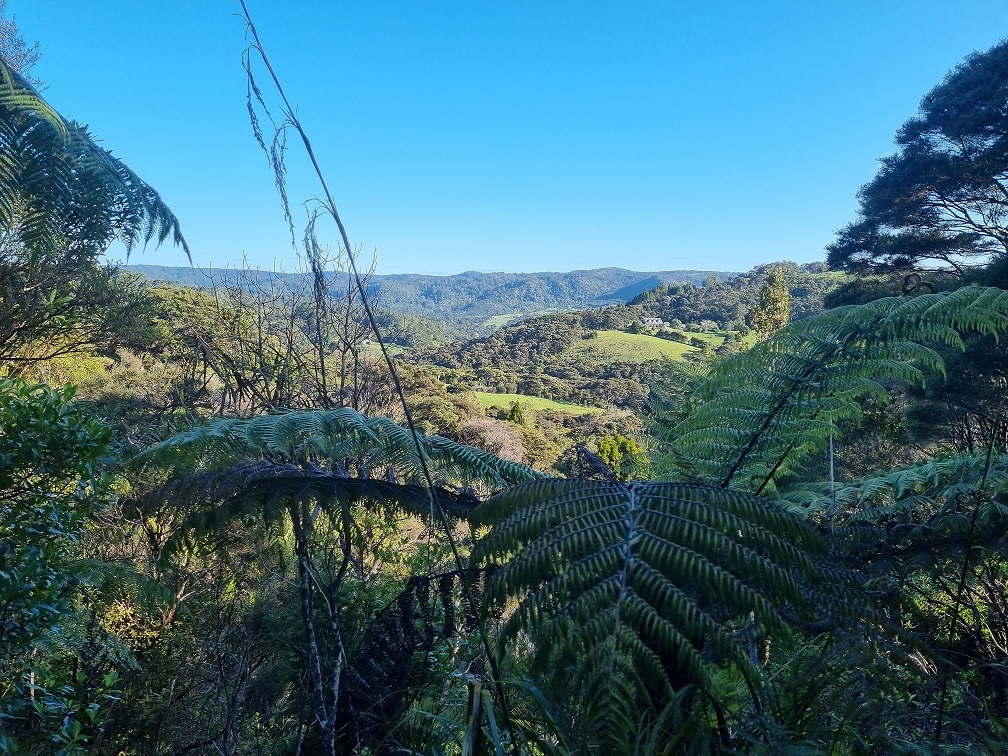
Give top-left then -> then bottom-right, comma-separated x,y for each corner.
0,58 -> 188,260
0,59 -> 65,136
134,408 -> 545,495
780,452 -> 1008,572
781,453 -> 1008,517
144,462 -> 481,560
471,479 -> 861,750
340,568 -> 499,749
655,288 -> 1008,492
37,613 -> 140,673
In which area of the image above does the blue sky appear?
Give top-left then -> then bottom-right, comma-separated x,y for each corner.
8,1 -> 1008,275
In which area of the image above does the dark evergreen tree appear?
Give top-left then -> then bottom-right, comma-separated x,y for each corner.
828,40 -> 1008,277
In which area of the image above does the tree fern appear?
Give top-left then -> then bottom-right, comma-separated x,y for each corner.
134,407 -> 544,494
470,479 -> 865,752
132,408 -> 546,755
0,58 -> 188,259
655,287 -> 1008,493
779,452 -> 1008,570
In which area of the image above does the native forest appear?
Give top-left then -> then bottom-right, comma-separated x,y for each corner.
3,7 -> 1008,755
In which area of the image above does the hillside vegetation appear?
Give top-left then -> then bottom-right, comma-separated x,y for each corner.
630,261 -> 848,329
127,264 -> 729,332
409,264 -> 831,412
573,329 -> 719,363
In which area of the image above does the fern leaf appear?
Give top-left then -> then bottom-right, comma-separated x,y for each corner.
145,461 -> 483,561
471,479 -> 861,750
0,58 -> 188,260
654,288 -> 1008,492
133,408 -> 545,495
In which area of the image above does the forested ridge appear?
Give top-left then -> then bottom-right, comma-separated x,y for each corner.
4,10 -> 1008,756
126,264 -> 728,334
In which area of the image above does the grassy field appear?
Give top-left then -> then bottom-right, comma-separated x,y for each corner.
360,340 -> 407,357
571,330 -> 725,364
482,313 -> 524,329
469,391 -> 602,415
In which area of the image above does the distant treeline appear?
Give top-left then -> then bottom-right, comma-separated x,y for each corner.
630,261 -> 847,330
125,264 -> 731,329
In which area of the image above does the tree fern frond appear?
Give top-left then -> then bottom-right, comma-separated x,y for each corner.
146,461 -> 482,561
0,58 -> 188,260
654,288 -> 1008,492
471,479 -> 863,748
0,60 -> 65,137
780,453 -> 1008,578
134,408 -> 545,494
781,453 -> 1008,518
340,568 -> 500,749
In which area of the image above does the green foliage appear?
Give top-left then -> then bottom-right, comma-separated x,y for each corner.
779,452 -> 1008,747
135,407 -> 544,494
779,451 -> 1008,578
129,407 -> 547,753
11,13 -> 1006,748
749,265 -> 790,337
471,479 -> 862,751
596,432 -> 648,481
0,379 -> 120,753
0,58 -> 187,376
655,287 -> 1008,493
828,39 -> 1008,275
630,261 -> 844,331
418,313 -> 711,414
106,280 -> 1008,751
0,59 -> 187,262
505,399 -> 528,426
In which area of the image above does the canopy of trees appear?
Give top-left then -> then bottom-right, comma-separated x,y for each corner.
828,39 -> 1008,276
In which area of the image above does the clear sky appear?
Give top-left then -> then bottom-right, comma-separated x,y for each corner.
8,1 -> 1008,275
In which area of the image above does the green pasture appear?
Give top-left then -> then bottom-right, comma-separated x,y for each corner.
469,391 -> 601,415
572,330 -> 725,363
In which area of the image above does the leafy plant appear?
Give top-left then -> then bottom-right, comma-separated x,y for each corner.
133,407 -> 544,754
0,59 -> 187,263
0,379 -> 122,753
471,478 -> 864,752
0,58 -> 188,374
655,287 -> 1008,493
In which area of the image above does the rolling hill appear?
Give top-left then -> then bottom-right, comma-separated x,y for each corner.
125,265 -> 731,332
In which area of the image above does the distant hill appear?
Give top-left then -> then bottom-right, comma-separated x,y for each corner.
409,261 -> 846,410
125,265 -> 731,333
